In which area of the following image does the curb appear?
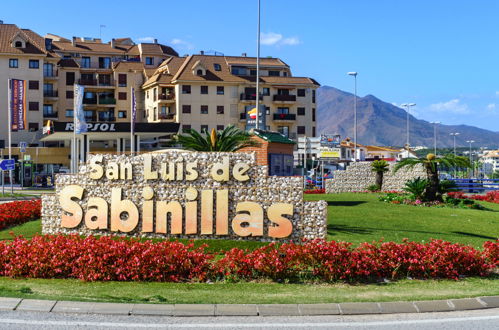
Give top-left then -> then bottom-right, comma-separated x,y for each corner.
0,296 -> 497,317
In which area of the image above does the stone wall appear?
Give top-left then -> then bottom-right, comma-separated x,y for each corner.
325,161 -> 426,193
42,151 -> 327,242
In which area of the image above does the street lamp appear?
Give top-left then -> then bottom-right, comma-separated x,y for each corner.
401,103 -> 416,148
430,121 -> 440,155
450,132 -> 459,155
347,72 -> 358,161
466,140 -> 475,178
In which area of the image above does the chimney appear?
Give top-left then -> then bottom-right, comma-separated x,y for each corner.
72,36 -> 77,46
242,52 -> 247,57
154,38 -> 158,44
111,38 -> 116,48
200,50 -> 204,55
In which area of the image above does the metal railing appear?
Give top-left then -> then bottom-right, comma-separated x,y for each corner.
273,94 -> 296,102
448,178 -> 499,192
43,90 -> 58,97
273,113 -> 296,120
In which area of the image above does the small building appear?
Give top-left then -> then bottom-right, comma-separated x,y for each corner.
239,129 -> 295,176
365,145 -> 400,161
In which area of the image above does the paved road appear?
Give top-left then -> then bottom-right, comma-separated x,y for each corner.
0,308 -> 498,330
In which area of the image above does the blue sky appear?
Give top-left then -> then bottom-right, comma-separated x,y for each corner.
3,0 -> 499,131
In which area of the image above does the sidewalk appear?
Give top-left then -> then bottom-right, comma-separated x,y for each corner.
0,296 -> 497,316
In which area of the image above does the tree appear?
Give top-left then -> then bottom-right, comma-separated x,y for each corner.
394,153 -> 471,201
173,125 -> 260,152
371,160 -> 390,190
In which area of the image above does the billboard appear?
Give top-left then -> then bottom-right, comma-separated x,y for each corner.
10,79 -> 26,132
319,148 -> 341,159
320,134 -> 341,147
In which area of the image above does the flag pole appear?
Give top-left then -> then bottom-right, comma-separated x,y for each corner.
130,87 -> 134,155
7,79 -> 13,195
73,84 -> 77,173
255,0 -> 261,130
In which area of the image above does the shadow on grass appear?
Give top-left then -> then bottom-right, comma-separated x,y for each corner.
452,231 -> 498,240
327,201 -> 366,207
328,224 -> 373,236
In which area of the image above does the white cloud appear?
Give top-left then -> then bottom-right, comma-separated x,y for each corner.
137,37 -> 155,43
487,103 -> 496,110
260,32 -> 300,46
495,91 -> 499,96
428,99 -> 470,114
170,38 -> 194,50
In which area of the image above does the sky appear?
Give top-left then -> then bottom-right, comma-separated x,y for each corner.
3,0 -> 499,131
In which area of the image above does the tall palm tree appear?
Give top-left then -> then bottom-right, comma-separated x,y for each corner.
371,160 -> 390,190
394,153 -> 470,201
173,125 -> 260,152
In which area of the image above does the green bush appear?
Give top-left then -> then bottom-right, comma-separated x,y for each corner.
403,177 -> 428,201
366,184 -> 381,192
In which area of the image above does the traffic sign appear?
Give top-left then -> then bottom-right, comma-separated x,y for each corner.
0,159 -> 15,171
19,141 -> 27,153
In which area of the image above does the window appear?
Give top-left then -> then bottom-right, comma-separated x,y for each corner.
15,41 -> 22,48
153,88 -> 157,101
182,105 -> 191,113
217,105 -> 224,114
160,106 -> 168,114
28,80 -> 39,90
118,111 -> 127,118
200,105 -> 208,114
66,90 -> 74,99
182,124 -> 191,132
29,102 -> 39,111
153,107 -> 157,121
277,107 -> 289,114
297,126 -> 306,135
250,69 -> 257,76
216,86 -> 224,95
118,92 -> 127,100
312,126 -> 316,137
265,106 -> 270,115
312,108 -> 316,121
29,60 -> 39,69
65,109 -> 74,117
196,69 -> 203,76
297,89 -> 306,97
118,74 -> 127,87
145,57 -> 154,65
98,57 -> 111,69
182,85 -> 191,94
9,59 -> 18,68
28,123 -> 39,132
262,88 -> 270,96
43,63 -> 54,76
277,88 -> 290,96
297,107 -> 306,116
66,72 -> 75,85
217,125 -> 224,131
200,86 -> 208,94
268,70 -> 280,76
231,66 -> 247,75
277,126 -> 289,137
43,104 -> 54,116
81,57 -> 91,68
200,125 -> 208,132
213,63 -> 221,71
312,90 -> 316,103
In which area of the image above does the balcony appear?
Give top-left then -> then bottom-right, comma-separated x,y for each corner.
273,94 -> 296,102
43,71 -> 58,79
98,115 -> 116,122
78,79 -> 115,88
83,98 -> 97,105
240,93 -> 262,101
43,111 -> 58,118
273,113 -> 296,121
43,90 -> 58,98
158,93 -> 175,101
159,113 -> 176,120
99,98 -> 116,105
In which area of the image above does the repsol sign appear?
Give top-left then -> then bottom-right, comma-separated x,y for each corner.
64,123 -> 116,132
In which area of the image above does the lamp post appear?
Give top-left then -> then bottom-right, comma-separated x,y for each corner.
430,121 -> 440,155
450,132 -> 459,155
401,103 -> 416,148
466,140 -> 475,178
255,0 -> 261,130
347,72 -> 358,161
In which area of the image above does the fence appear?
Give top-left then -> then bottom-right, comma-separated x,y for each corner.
448,178 -> 499,193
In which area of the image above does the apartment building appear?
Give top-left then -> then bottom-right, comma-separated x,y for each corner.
142,54 -> 320,140
1,21 -> 319,154
481,150 -> 499,176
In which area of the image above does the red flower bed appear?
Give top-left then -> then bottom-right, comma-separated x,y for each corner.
304,189 -> 326,194
0,200 -> 41,230
448,191 -> 499,204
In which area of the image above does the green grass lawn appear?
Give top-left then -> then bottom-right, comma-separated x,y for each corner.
0,276 -> 496,304
0,193 -> 497,304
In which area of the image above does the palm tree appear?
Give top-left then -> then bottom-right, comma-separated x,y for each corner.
394,153 -> 470,201
371,160 -> 390,190
173,125 -> 260,152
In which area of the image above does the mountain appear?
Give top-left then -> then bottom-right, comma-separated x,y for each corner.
317,86 -> 499,148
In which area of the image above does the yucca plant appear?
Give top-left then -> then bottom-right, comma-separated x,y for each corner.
173,125 -> 260,152
371,160 -> 390,191
395,153 -> 470,201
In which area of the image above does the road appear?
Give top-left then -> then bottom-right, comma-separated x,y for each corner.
0,308 -> 497,330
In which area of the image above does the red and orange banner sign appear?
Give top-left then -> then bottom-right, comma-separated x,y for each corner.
10,79 -> 26,132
